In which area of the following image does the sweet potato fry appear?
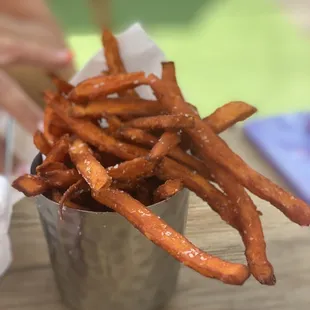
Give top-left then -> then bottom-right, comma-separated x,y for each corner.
36,162 -> 68,176
117,127 -> 212,179
44,169 -> 81,188
48,94 -> 147,160
181,101 -> 257,151
52,190 -> 83,210
153,179 -> 183,203
203,101 -> 257,133
148,131 -> 181,160
155,157 -> 238,229
102,29 -> 126,75
36,134 -> 70,173
105,115 -> 123,133
49,73 -> 74,95
148,74 -> 310,226
43,105 -> 61,145
107,157 -> 156,181
161,62 -> 197,115
68,72 -> 147,102
126,115 -> 195,130
92,188 -> 250,285
33,130 -> 51,155
208,162 -> 275,285
112,179 -> 140,192
70,98 -> 163,118
59,179 -> 89,208
102,29 -> 139,98
69,139 -> 111,191
12,175 -> 49,197
117,127 -> 157,147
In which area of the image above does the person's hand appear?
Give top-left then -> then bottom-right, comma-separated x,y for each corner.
0,0 -> 73,133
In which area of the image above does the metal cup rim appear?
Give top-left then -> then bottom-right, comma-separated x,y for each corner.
32,152 -> 189,215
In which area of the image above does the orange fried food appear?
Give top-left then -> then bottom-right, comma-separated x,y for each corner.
153,179 -> 183,203
102,29 -> 126,75
126,115 -> 195,130
59,179 -> 89,208
68,72 -> 147,102
203,101 -> 257,133
208,162 -> 275,285
92,188 -> 250,285
155,157 -> 238,229
36,134 -> 70,173
33,130 -> 51,155
148,131 -> 181,161
52,190 -> 83,210
148,74 -> 310,226
107,157 -> 156,181
117,127 -> 157,147
36,162 -> 68,176
117,127 -> 211,179
49,73 -> 74,95
48,94 -> 147,160
70,98 -> 163,118
12,175 -> 49,197
102,29 -> 139,98
69,139 -> 111,191
43,169 -> 81,188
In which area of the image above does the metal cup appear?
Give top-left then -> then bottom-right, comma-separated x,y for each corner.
31,154 -> 189,310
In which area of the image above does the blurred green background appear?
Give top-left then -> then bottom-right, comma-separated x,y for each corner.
48,0 -> 310,117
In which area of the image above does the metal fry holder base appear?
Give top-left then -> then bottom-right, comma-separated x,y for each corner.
31,154 -> 189,310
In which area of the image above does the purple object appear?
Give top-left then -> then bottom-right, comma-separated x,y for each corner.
244,112 -> 310,204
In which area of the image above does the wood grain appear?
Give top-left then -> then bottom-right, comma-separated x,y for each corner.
1,127 -> 309,309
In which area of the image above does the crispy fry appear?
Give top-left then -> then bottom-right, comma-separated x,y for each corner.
153,179 -> 183,203
148,75 -> 310,226
107,157 -> 156,181
156,156 -> 274,283
112,179 -> 140,192
117,127 -> 157,147
102,29 -> 139,98
49,73 -> 74,95
44,169 -> 81,188
36,134 -> 70,173
33,130 -> 51,155
155,157 -> 238,229
126,115 -> 195,130
92,188 -> 250,285
208,162 -> 275,285
68,72 -> 147,102
203,101 -> 257,133
52,190 -> 83,210
148,131 -> 181,160
43,105 -> 61,145
161,62 -> 197,116
70,98 -> 163,118
105,115 -> 123,133
12,174 -> 49,197
69,139 -> 111,191
59,179 -> 89,208
36,162 -> 68,176
117,127 -> 212,179
48,94 -> 147,160
102,29 -> 126,75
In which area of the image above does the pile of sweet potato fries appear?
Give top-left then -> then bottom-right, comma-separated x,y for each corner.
13,29 -> 310,286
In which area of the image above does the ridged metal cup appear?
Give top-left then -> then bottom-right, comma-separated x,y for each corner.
31,154 -> 189,310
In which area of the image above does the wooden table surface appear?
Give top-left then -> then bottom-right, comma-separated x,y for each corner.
1,127 -> 310,310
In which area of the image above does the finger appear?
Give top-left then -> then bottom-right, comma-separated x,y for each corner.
0,36 -> 73,68
0,70 -> 43,133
